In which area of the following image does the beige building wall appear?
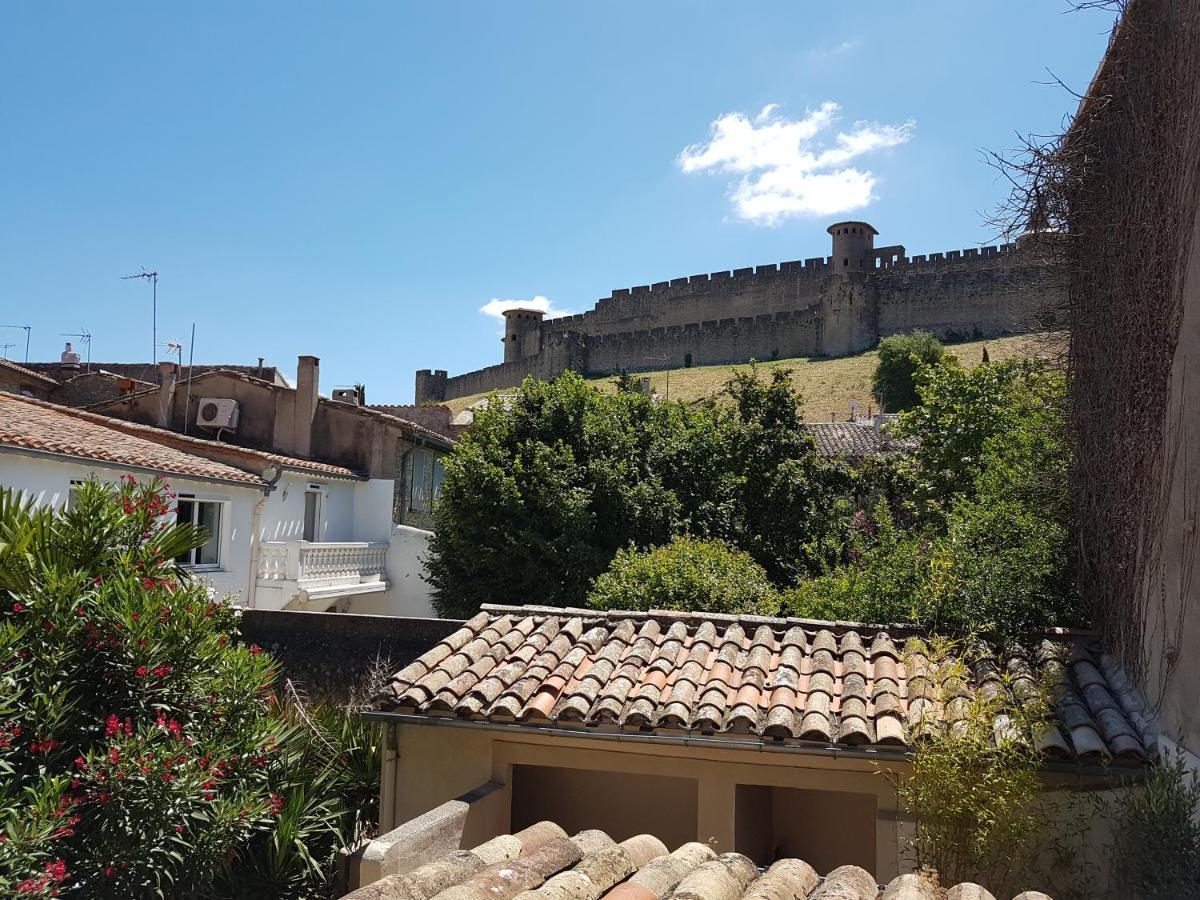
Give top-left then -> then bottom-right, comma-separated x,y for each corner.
383,722 -> 903,881
1140,204 -> 1200,759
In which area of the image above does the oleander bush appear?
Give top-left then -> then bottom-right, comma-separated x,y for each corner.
0,478 -> 378,899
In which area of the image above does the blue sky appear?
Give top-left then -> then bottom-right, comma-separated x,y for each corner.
1,2 -> 1116,402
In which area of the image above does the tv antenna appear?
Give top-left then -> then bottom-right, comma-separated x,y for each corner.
0,342 -> 16,359
60,329 -> 93,372
0,324 -> 31,363
158,339 -> 185,367
121,268 -> 159,379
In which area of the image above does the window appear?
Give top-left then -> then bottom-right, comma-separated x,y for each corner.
431,458 -> 445,505
410,448 -> 432,513
303,488 -> 323,542
175,496 -> 222,567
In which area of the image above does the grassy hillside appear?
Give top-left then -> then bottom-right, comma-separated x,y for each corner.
445,332 -> 1062,421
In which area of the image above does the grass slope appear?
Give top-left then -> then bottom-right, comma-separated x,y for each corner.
446,332 -> 1061,421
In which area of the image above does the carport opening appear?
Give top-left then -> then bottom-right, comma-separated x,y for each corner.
510,764 -> 698,849
734,784 -> 877,871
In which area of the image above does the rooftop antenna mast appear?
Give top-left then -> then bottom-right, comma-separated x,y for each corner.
121,268 -> 158,381
60,329 -> 93,372
0,324 -> 31,363
0,343 -> 16,359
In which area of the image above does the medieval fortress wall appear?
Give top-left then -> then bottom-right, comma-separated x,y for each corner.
415,221 -> 1061,404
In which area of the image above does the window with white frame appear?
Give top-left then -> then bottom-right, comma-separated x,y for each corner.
175,496 -> 222,567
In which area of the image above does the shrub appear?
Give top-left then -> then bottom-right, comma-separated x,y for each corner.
1112,754 -> 1200,898
871,331 -> 945,412
429,369 -> 852,616
587,537 -> 778,615
0,479 -> 378,899
886,638 -> 1047,894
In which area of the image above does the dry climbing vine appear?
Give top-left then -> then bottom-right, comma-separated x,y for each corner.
991,0 -> 1200,696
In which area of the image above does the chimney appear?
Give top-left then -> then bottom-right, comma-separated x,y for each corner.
157,361 -> 178,428
60,342 -> 81,371
294,355 -> 319,457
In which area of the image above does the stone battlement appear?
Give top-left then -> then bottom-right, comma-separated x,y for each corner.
415,221 -> 1060,403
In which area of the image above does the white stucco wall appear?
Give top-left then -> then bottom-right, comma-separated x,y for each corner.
348,523 -> 436,618
259,473 -> 357,543
0,451 -> 261,602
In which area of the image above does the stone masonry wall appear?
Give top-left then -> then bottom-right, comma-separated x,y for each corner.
416,237 -> 1061,403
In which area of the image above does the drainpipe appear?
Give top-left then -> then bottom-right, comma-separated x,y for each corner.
246,466 -> 282,608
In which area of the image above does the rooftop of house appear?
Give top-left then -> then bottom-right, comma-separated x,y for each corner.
22,361 -> 288,387
376,604 -> 1152,765
0,391 -> 265,487
90,367 -> 457,452
805,421 -> 918,459
0,357 -> 62,389
340,820 -> 1053,900
0,392 -> 363,482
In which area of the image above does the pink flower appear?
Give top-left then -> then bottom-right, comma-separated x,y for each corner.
135,666 -> 147,677
104,714 -> 120,737
11,602 -> 24,613
249,645 -> 263,655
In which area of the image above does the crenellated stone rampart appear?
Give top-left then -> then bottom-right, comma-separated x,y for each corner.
415,223 -> 1061,403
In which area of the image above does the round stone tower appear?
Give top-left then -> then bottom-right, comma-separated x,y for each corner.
827,221 -> 879,273
502,308 -> 545,363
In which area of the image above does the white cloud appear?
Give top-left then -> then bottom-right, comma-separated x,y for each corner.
677,102 -> 915,226
808,40 -> 861,60
479,296 -> 573,333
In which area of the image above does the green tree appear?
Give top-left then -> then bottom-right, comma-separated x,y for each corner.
428,369 -> 855,617
872,331 -> 946,412
587,537 -> 778,615
427,373 -> 725,616
785,359 -> 1084,637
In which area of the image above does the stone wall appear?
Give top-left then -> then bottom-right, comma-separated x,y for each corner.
239,608 -> 458,700
415,234 -> 1062,403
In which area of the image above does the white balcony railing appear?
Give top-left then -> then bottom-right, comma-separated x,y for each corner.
256,541 -> 389,608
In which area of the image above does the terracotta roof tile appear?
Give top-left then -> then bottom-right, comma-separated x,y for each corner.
0,392 -> 263,486
2,392 -> 362,480
804,422 -> 918,458
342,823 -> 1053,900
377,604 -> 1152,764
0,358 -> 62,388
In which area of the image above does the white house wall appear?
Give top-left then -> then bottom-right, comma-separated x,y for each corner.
0,453 -> 260,603
260,474 -> 356,543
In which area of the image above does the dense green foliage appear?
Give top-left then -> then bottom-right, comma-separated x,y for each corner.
1112,754 -> 1200,898
871,331 -> 946,412
432,356 -> 1082,639
587,537 -> 778,615
0,479 -> 378,899
784,359 -> 1083,637
428,369 -> 852,616
888,638 -> 1047,896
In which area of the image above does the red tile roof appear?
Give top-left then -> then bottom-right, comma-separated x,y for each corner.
1,393 -> 362,480
0,358 -> 61,388
0,392 -> 263,486
341,821 -> 1055,900
805,422 -> 918,458
378,605 -> 1152,764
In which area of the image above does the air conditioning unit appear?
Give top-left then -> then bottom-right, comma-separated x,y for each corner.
196,398 -> 240,430
332,387 -> 360,405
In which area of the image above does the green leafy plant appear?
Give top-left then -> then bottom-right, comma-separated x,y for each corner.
886,637 -> 1048,895
587,537 -> 778,615
0,479 -> 379,899
428,369 -> 853,616
1112,753 -> 1200,898
872,331 -> 946,412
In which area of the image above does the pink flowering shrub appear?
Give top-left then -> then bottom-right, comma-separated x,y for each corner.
0,478 -> 378,898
